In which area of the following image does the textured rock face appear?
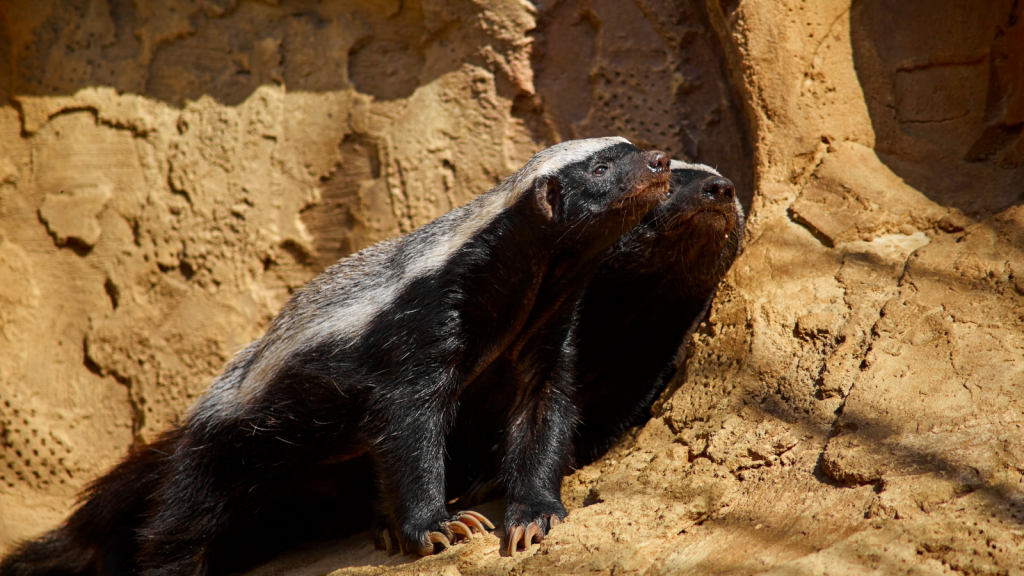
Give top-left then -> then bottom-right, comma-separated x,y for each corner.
1,0 -> 1022,574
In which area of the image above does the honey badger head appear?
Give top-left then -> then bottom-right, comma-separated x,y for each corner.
662,160 -> 744,237
610,159 -> 745,292
516,137 -> 671,257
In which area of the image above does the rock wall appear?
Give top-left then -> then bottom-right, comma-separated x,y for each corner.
1,0 -> 1022,574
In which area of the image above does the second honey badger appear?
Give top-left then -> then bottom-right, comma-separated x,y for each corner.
572,159 -> 745,463
448,159 -> 745,530
0,138 -> 671,576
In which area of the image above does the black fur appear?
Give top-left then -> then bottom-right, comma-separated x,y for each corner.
0,139 -> 670,576
447,162 -> 745,509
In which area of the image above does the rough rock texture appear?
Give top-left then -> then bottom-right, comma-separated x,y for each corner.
1,0 -> 1022,574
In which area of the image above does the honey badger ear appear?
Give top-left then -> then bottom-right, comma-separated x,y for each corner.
532,175 -> 563,222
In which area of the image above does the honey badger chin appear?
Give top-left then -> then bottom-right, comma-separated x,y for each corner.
0,138 -> 670,576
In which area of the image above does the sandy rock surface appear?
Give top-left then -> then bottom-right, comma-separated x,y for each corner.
1,0 -> 1022,574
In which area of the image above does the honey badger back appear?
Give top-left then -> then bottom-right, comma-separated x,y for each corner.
0,138 -> 670,576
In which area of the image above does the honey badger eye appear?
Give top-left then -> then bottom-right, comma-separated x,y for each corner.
593,165 -> 608,176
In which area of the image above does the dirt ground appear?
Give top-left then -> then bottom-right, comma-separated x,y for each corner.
1,0 -> 1022,574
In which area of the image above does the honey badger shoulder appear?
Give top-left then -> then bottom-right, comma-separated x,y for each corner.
0,138 -> 670,576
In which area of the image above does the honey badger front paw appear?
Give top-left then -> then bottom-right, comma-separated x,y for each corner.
374,510 -> 495,556
504,505 -> 566,555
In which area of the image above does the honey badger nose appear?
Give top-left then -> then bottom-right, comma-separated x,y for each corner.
647,152 -> 669,173
702,177 -> 735,201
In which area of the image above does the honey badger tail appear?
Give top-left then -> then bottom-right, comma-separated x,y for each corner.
0,530 -> 93,576
0,431 -> 178,576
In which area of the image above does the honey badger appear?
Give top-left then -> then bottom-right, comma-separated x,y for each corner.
447,159 -> 745,529
572,159 -> 745,463
0,138 -> 671,576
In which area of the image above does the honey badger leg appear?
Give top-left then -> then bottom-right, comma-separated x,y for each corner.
500,384 -> 576,555
368,394 -> 494,556
135,428 -> 240,575
370,405 -> 450,555
135,412 -> 322,575
499,322 -> 579,555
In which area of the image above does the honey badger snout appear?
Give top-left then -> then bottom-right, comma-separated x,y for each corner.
701,176 -> 735,202
650,161 -> 742,233
646,151 -> 670,173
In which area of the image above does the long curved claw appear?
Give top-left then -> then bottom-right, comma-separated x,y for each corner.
506,525 -> 525,556
549,515 -> 561,529
461,510 -> 495,530
458,513 -> 486,534
450,520 -> 474,541
384,511 -> 496,557
422,531 -> 451,555
524,522 -> 540,546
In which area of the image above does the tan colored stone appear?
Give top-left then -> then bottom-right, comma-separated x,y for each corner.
38,185 -> 112,247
